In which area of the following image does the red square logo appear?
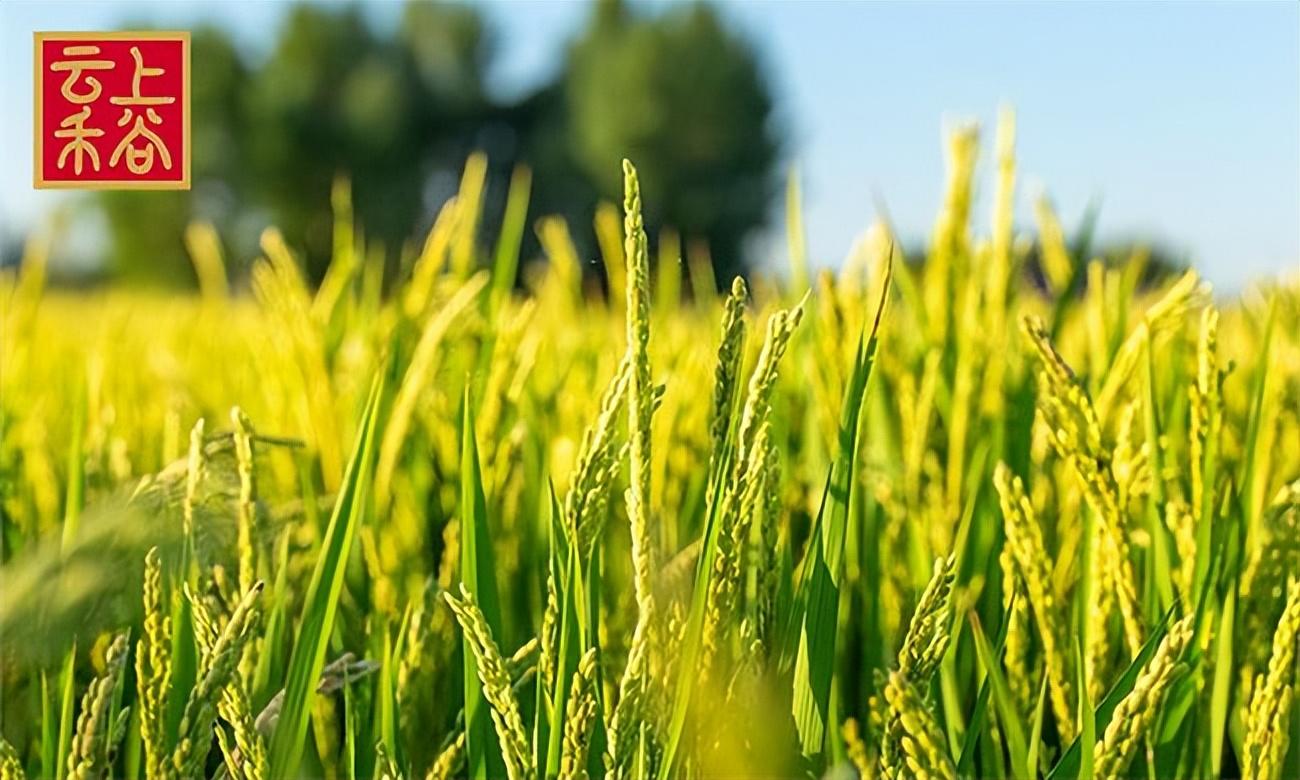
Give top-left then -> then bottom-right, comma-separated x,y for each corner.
35,32 -> 190,189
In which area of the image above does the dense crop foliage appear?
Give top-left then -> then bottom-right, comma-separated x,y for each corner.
2,115 -> 1298,780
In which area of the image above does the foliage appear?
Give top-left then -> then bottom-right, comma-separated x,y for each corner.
77,0 -> 780,288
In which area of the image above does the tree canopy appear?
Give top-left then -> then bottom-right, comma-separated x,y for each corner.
85,0 -> 782,290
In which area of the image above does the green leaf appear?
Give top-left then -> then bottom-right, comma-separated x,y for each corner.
165,591 -> 197,750
790,261 -> 891,759
956,587 -> 1018,776
490,165 -> 532,317
1077,636 -> 1095,780
1026,671 -> 1050,779
267,371 -> 385,780
54,642 -> 76,780
1047,606 -> 1177,780
60,385 -> 85,553
786,166 -> 809,295
969,609 -> 1028,776
1238,296 -> 1276,534
458,384 -> 506,780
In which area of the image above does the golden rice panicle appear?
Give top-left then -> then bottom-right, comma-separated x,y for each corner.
881,671 -> 956,780
701,424 -> 774,679
1240,483 -> 1300,686
899,555 -> 956,681
926,122 -> 979,344
424,732 -> 465,780
559,648 -> 600,780
1189,305 -> 1224,526
707,276 -> 748,503
607,159 -> 659,780
171,580 -> 263,780
879,557 -> 958,780
1242,578 -> 1300,780
0,738 -> 24,780
1020,314 -> 1102,459
1111,399 -> 1151,510
754,439 -> 783,647
993,463 -> 1075,741
539,570 -> 560,698
604,643 -> 649,780
220,684 -> 266,780
737,301 -> 805,470
1021,315 -> 1144,657
999,550 -> 1033,715
443,585 -> 533,780
698,302 -> 804,674
621,158 -> 656,625
375,743 -> 405,780
67,633 -> 131,780
841,718 -> 871,780
1094,269 -> 1206,420
565,357 -> 631,552
1033,197 -> 1073,296
1165,499 -> 1196,599
1093,614 -> 1194,780
183,417 -> 206,541
230,407 -> 258,596
136,547 -> 172,780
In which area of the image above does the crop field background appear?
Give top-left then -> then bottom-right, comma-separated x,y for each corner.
2,105 -> 1299,780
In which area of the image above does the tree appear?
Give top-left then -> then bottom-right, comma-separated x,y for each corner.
241,2 -> 491,279
95,3 -> 494,285
563,0 -> 781,285
98,26 -> 249,285
87,0 -> 783,289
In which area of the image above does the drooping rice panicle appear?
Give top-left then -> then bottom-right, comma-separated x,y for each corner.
701,425 -> 774,680
136,547 -> 172,780
66,633 -> 131,780
1093,269 -> 1206,420
443,585 -> 534,780
994,463 -> 1076,741
1022,315 -> 1144,659
1000,550 -> 1034,714
559,648 -> 600,780
898,556 -> 956,681
735,303 -> 804,473
880,557 -> 956,780
882,671 -> 956,780
170,581 -> 263,780
1241,578 -> 1300,780
1093,615 -> 1194,779
0,739 -> 24,780
424,732 -> 465,780
841,718 -> 871,780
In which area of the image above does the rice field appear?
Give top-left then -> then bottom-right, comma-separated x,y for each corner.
1,116 -> 1298,780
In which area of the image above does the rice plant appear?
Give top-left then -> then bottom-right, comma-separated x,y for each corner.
1,113 -> 1298,780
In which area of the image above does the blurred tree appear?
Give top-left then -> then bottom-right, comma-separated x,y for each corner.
96,3 -> 493,285
563,0 -> 781,285
242,2 -> 491,279
99,26 -> 249,285
89,0 -> 782,289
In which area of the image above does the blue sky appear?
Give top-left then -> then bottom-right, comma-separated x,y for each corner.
2,0 -> 1297,290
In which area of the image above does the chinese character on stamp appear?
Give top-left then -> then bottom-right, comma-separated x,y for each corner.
35,32 -> 190,189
